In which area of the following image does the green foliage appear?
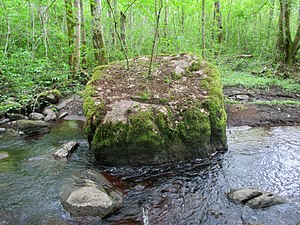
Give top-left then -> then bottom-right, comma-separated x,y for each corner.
0,50 -> 82,112
221,69 -> 300,93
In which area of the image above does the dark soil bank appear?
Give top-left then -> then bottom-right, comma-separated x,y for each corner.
224,86 -> 300,127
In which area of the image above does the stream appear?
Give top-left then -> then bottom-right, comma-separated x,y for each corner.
0,121 -> 300,225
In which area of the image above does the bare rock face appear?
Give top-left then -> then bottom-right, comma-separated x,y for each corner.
60,169 -> 123,218
84,54 -> 227,166
53,141 -> 79,161
227,188 -> 286,209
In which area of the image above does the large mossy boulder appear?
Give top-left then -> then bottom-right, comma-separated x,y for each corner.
84,54 -> 227,166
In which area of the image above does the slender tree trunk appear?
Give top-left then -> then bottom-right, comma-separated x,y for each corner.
64,0 -> 75,70
225,0 -> 233,42
181,7 -> 185,35
38,5 -> 49,58
266,0 -> 275,46
80,0 -> 87,68
28,2 -> 36,56
0,2 -> 10,58
201,0 -> 205,58
90,0 -> 107,66
148,0 -> 163,78
106,0 -> 129,70
120,11 -> 126,53
214,1 -> 224,43
163,0 -> 168,39
107,0 -> 116,50
74,0 -> 81,71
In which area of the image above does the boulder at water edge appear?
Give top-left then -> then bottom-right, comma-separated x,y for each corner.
84,54 -> 227,166
227,188 -> 286,209
14,119 -> 50,136
60,169 -> 123,218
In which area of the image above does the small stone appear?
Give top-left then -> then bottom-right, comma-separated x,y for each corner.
236,94 -> 249,101
29,113 -> 45,121
42,108 -> 56,116
0,152 -> 9,160
0,118 -> 10,125
227,188 -> 286,209
45,93 -> 59,104
45,113 -> 57,122
0,127 -> 6,133
53,141 -> 79,161
60,169 -> 124,218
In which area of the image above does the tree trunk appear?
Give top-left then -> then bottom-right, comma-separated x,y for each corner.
277,0 -> 299,65
201,0 -> 205,58
107,0 -> 116,50
80,0 -> 87,69
90,0 -> 107,66
225,0 -> 233,42
148,0 -> 163,78
64,0 -> 75,70
163,0 -> 168,39
74,0 -> 81,71
0,2 -> 10,58
214,1 -> 224,43
38,5 -> 49,58
120,11 -> 126,52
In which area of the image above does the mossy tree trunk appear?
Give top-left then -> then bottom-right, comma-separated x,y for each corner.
213,1 -> 224,44
74,0 -> 81,72
277,0 -> 300,65
80,0 -> 87,69
90,0 -> 107,66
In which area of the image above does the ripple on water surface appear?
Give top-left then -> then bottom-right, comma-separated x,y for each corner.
0,124 -> 300,225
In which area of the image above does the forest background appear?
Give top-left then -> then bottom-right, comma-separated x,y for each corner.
0,0 -> 299,112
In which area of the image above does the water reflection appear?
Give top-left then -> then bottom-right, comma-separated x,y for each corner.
0,124 -> 300,224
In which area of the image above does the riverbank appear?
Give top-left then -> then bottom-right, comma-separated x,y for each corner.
221,65 -> 300,127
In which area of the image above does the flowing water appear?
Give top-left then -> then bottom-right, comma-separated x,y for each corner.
0,122 -> 300,225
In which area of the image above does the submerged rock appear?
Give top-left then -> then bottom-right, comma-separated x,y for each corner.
53,141 -> 79,160
14,119 -> 50,136
60,169 -> 123,218
0,151 -> 9,160
84,54 -> 227,165
227,188 -> 286,209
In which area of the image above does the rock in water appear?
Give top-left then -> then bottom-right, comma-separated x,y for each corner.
29,112 -> 45,121
53,141 -> 79,160
60,169 -> 123,218
227,188 -> 286,209
14,120 -> 50,136
0,152 -> 9,160
84,54 -> 227,165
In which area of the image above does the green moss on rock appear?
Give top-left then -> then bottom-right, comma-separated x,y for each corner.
84,54 -> 227,165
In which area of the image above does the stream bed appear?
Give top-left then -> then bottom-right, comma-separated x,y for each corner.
0,122 -> 300,225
